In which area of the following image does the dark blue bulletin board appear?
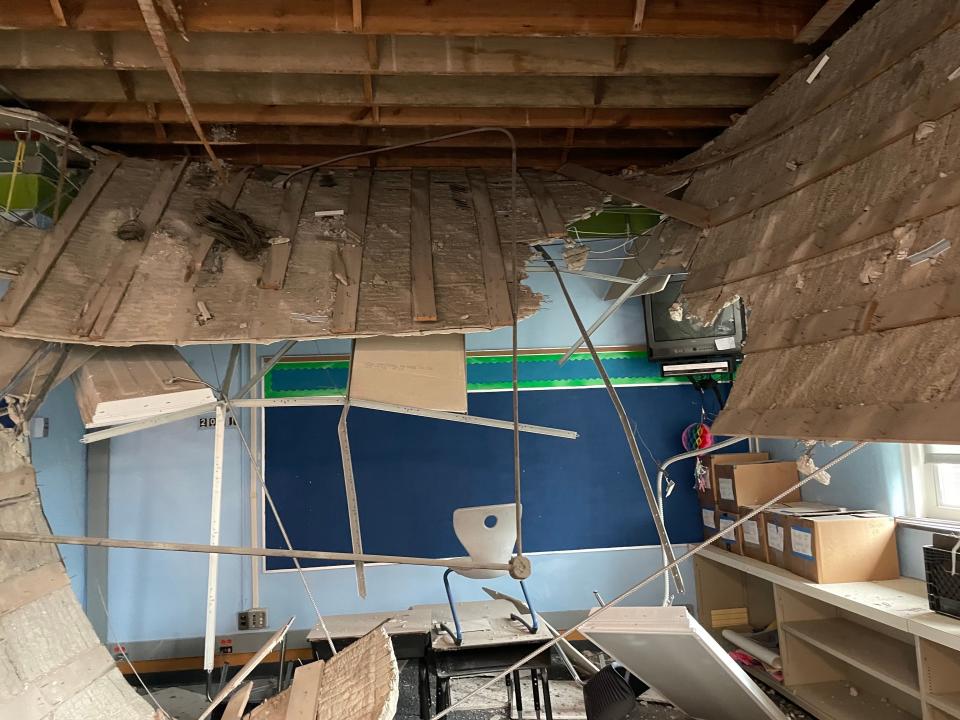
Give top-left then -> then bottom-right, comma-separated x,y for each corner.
263,384 -> 745,570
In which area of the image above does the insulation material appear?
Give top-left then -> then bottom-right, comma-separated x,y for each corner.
0,162 -> 604,346
72,345 -> 215,427
581,606 -> 786,720
349,333 -> 468,413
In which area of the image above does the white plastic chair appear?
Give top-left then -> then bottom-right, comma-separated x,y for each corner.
439,503 -> 538,645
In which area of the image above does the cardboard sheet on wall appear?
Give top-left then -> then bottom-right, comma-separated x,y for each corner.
349,334 -> 467,412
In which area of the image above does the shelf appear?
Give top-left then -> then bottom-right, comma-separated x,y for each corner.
699,546 -> 960,652
782,618 -> 920,697
928,692 -> 960,717
794,681 -> 919,720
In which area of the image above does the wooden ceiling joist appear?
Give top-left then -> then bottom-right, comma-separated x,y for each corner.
794,0 -> 858,44
0,0 -> 823,39
0,31 -> 803,77
0,70 -> 771,109
67,124 -> 719,150
31,103 -> 741,130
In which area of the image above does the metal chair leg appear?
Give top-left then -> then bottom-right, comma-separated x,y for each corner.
510,579 -> 540,635
531,668 -> 542,719
541,668 -> 554,720
418,659 -> 430,720
439,569 -> 463,646
513,670 -> 524,719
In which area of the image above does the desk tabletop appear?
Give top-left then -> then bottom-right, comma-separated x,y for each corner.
306,606 -> 433,642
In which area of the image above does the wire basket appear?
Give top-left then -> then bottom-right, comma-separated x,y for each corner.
923,545 -> 960,621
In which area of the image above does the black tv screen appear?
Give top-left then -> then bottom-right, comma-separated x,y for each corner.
644,278 -> 744,360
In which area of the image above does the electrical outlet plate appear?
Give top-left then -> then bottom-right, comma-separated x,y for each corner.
238,608 -> 267,631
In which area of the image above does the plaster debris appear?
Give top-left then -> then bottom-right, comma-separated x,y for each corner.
858,255 -> 888,284
196,301 -> 214,325
372,274 -> 387,286
794,274 -> 805,291
668,302 -> 684,322
797,454 -> 831,486
892,224 -> 918,259
315,209 -> 345,217
786,160 -> 800,172
914,121 -> 937,143
806,54 -> 830,84
949,66 -> 960,82
849,686 -> 859,697
562,241 -> 590,271
268,236 -> 290,245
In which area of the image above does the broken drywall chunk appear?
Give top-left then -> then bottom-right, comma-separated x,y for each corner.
858,254 -> 889,284
892,224 -> 918,260
668,302 -> 684,322
797,454 -> 831,486
562,241 -> 589,271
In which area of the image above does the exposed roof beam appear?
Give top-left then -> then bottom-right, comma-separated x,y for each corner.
0,70 -> 771,108
0,0 -> 823,38
633,0 -> 648,31
794,0 -> 857,44
0,31 -> 804,77
33,102 -> 740,129
70,123 -> 719,148
102,144 -> 686,169
134,0 -> 222,173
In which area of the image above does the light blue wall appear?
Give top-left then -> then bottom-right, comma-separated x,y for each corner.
32,381 -> 87,603
97,248 -> 697,645
758,439 -> 931,579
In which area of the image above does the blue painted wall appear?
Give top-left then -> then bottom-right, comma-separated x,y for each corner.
32,381 -> 87,603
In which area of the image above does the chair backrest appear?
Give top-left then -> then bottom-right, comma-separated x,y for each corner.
452,503 -> 519,568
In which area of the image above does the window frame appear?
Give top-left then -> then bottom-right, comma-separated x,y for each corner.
905,444 -> 960,522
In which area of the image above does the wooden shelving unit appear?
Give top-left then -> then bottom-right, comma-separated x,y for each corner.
696,547 -> 960,720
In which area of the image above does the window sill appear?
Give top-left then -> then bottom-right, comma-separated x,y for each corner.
896,516 -> 960,534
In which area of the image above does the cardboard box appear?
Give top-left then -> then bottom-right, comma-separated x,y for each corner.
736,504 -> 783,563
715,461 -> 801,513
697,452 -> 769,507
716,511 -> 740,552
786,512 -> 899,583
763,509 -> 790,569
350,334 -> 467,412
702,505 -> 718,543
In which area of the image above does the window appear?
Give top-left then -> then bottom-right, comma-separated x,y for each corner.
906,444 -> 960,521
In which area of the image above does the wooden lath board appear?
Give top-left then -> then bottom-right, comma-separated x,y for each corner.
409,169 -> 437,322
794,0 -> 857,44
259,170 -> 314,290
466,168 -> 513,328
0,156 -> 120,328
75,157 -> 189,339
285,660 -> 325,720
521,170 -> 567,238
333,169 -> 372,334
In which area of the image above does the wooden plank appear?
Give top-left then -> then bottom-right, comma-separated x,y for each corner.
520,170 -> 567,238
685,170 -> 960,294
746,302 -> 874,354
710,77 -> 960,227
221,681 -> 253,720
0,562 -> 69,616
409,169 -> 436,322
38,102 -> 738,129
76,157 -> 188,339
259,170 -> 313,290
466,168 -> 513,327
0,0 -> 822,39
333,169 -> 371,334
184,166 -> 251,281
794,0 -> 856,44
0,156 -> 120,327
557,162 -> 710,228
285,660 -> 325,720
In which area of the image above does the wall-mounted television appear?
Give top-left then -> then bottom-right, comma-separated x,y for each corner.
643,277 -> 745,361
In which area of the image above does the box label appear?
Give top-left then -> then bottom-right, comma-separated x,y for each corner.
718,477 -> 735,501
702,509 -> 716,529
768,523 -> 784,551
742,519 -> 760,546
719,516 -> 735,543
791,527 -> 814,559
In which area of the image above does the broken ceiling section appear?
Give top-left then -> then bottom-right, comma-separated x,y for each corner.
653,0 -> 960,443
0,158 -> 606,345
